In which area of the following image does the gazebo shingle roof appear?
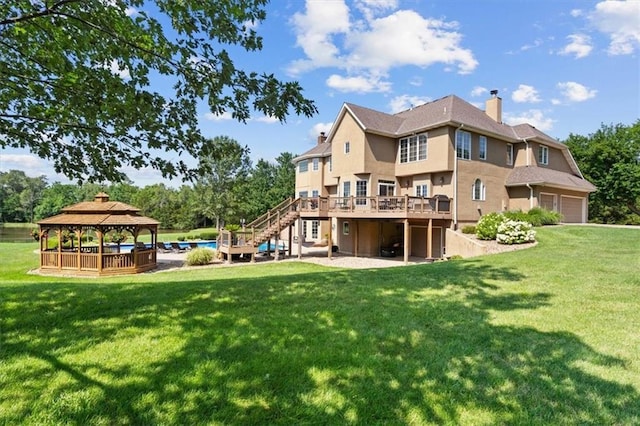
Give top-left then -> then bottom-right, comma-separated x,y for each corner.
38,192 -> 160,226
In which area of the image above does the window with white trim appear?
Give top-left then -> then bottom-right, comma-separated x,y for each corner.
299,160 -> 308,173
415,184 -> 428,197
299,191 -> 308,198
456,130 -> 471,160
311,220 -> 319,239
344,141 -> 350,154
399,134 -> 427,163
312,158 -> 319,171
343,181 -> 351,197
506,143 -> 513,165
378,180 -> 395,196
479,136 -> 487,160
356,180 -> 367,205
329,156 -> 332,172
312,190 -> 319,198
472,179 -> 485,201
538,145 -> 549,165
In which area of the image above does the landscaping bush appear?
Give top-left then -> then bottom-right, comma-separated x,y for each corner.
496,220 -> 536,245
503,209 -> 531,224
476,212 -> 507,240
199,231 -> 218,240
185,248 -> 215,266
461,225 -> 476,234
527,207 -> 563,225
177,235 -> 186,241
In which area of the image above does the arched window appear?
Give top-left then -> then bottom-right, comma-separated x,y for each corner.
472,179 -> 485,201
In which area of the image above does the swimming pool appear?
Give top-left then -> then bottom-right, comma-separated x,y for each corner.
120,240 -> 284,252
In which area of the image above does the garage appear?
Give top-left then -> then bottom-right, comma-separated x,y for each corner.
561,196 -> 585,223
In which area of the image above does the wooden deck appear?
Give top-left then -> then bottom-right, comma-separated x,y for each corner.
299,195 -> 452,220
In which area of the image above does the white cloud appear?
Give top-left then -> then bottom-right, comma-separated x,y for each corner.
125,6 -> 137,16
204,111 -> 233,121
253,115 -> 279,124
107,60 -> 130,79
326,74 -> 391,93
289,1 -> 478,93
512,84 -> 541,103
570,9 -> 583,17
504,110 -> 555,131
471,86 -> 488,97
589,0 -> 640,55
309,122 -> 334,141
557,81 -> 597,102
520,38 -> 543,51
388,95 -> 431,113
559,34 -> 593,58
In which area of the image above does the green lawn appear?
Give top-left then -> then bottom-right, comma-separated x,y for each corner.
1,226 -> 639,425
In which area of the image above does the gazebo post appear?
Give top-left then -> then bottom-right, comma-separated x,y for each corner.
97,229 -> 103,273
56,227 -> 62,271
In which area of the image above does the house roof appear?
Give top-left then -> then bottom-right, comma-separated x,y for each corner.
292,139 -> 332,162
38,193 -> 160,227
506,166 -> 596,192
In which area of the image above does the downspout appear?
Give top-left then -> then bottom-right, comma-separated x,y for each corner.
453,123 -> 464,229
523,138 -> 533,208
526,183 -> 534,209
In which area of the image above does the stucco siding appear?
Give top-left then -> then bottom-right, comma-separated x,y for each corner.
331,113 -> 366,175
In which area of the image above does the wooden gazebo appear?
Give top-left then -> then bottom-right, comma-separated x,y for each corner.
37,192 -> 160,276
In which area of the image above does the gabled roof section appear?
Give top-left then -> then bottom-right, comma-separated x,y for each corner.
395,95 -> 516,140
506,166 -> 596,192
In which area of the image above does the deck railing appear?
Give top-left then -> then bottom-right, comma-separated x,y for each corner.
300,195 -> 451,215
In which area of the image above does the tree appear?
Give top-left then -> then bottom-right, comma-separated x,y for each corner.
1,1 -> 317,183
33,183 -> 82,220
195,136 -> 252,228
565,121 -> 640,224
0,170 -> 47,222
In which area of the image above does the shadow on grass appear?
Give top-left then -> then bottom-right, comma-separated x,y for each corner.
1,260 -> 638,424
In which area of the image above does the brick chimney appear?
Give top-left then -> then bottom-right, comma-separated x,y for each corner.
486,89 -> 502,123
317,131 -> 327,145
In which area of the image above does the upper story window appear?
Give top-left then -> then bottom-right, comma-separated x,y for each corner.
299,160 -> 309,173
344,141 -> 350,154
479,136 -> 487,160
356,180 -> 367,205
399,134 -> 427,163
343,181 -> 351,197
328,156 -> 332,172
456,130 -> 471,160
539,145 -> 549,165
312,158 -> 319,171
506,143 -> 514,166
415,184 -> 428,197
378,180 -> 395,196
472,179 -> 486,201
299,190 -> 308,198
312,190 -> 319,197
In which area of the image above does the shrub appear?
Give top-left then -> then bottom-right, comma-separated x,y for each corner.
476,212 -> 507,240
185,234 -> 196,240
225,224 -> 241,232
177,235 -> 186,241
503,209 -> 531,224
496,220 -> 536,245
461,225 -> 476,234
527,207 -> 563,226
448,254 -> 463,260
199,231 -> 218,240
186,248 -> 215,266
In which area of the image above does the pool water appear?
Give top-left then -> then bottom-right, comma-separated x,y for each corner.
120,241 -> 284,253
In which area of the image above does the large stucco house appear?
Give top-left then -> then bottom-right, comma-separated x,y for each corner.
290,91 -> 595,261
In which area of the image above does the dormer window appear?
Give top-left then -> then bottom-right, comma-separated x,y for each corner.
399,134 -> 427,163
538,145 -> 549,165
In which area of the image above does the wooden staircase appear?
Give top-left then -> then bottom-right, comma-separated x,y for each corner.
247,198 -> 300,247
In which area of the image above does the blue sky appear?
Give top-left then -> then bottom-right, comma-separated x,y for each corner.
1,0 -> 639,187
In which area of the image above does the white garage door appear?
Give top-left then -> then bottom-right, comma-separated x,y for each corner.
561,196 -> 584,223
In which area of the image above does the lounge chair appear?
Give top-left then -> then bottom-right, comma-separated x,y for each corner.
188,242 -> 199,250
156,242 -> 171,253
170,242 -> 186,252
